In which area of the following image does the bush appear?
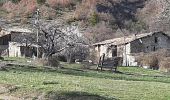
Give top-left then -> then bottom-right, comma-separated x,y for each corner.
141,54 -> 158,69
37,0 -> 46,4
33,56 -> 60,67
88,12 -> 99,26
46,0 -> 74,8
2,0 -> 37,20
33,58 -> 48,66
39,5 -> 56,20
136,49 -> 170,69
47,56 -> 60,67
87,49 -> 98,64
66,17 -> 78,24
153,49 -> 170,60
0,56 -> 4,61
159,57 -> 170,72
11,0 -> 21,4
135,49 -> 170,70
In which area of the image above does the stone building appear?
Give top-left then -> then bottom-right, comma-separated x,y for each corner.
93,32 -> 170,66
8,42 -> 38,57
0,27 -> 38,57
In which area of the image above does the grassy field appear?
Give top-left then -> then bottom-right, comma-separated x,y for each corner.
0,57 -> 170,99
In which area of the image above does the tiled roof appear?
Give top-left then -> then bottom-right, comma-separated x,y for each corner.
0,27 -> 32,37
93,32 -> 168,46
7,27 -> 32,33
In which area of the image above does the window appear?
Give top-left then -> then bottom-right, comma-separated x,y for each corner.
145,46 -> 150,53
153,46 -> 156,51
155,37 -> 158,43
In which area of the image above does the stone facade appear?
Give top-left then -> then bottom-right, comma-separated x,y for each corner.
8,42 -> 21,57
8,42 -> 37,57
93,32 -> 170,66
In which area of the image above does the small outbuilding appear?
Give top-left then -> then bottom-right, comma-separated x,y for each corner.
0,27 -> 39,57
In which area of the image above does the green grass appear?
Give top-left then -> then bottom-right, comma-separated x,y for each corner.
3,57 -> 31,63
0,59 -> 170,99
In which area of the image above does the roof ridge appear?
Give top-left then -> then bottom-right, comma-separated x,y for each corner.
93,31 -> 165,46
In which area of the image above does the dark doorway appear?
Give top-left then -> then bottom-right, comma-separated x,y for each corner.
112,46 -> 117,57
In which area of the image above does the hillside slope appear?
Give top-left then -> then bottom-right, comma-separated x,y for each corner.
0,0 -> 170,43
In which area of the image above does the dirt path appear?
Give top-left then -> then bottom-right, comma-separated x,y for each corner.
0,95 -> 22,100
0,84 -> 23,100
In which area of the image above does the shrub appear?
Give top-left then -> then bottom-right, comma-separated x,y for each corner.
2,1 -> 17,12
0,56 -> 4,61
153,49 -> 170,60
135,52 -> 144,66
159,57 -> 170,72
66,17 -> 78,24
46,0 -> 74,8
39,5 -> 56,20
87,49 -> 98,64
88,12 -> 99,26
47,56 -> 60,67
11,0 -> 21,4
33,56 -> 59,67
135,49 -> 170,70
74,0 -> 98,20
37,0 -> 46,5
141,54 -> 158,69
33,58 -> 48,66
57,55 -> 67,62
2,0 -> 37,20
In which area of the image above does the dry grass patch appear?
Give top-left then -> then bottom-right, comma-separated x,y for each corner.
0,84 -> 19,94
159,57 -> 170,72
33,56 -> 60,67
136,49 -> 170,70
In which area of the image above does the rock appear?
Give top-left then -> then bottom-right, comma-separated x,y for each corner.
88,60 -> 93,64
75,59 -> 81,64
27,60 -> 32,63
143,66 -> 150,69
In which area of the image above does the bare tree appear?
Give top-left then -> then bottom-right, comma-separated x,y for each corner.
39,22 -> 88,61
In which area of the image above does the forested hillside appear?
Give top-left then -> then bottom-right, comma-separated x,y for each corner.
0,0 -> 170,43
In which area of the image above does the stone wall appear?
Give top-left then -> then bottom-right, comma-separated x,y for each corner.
131,32 -> 170,53
8,42 -> 21,57
120,43 -> 131,66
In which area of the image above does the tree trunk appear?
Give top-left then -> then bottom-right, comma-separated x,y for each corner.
24,47 -> 26,58
67,53 -> 72,63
